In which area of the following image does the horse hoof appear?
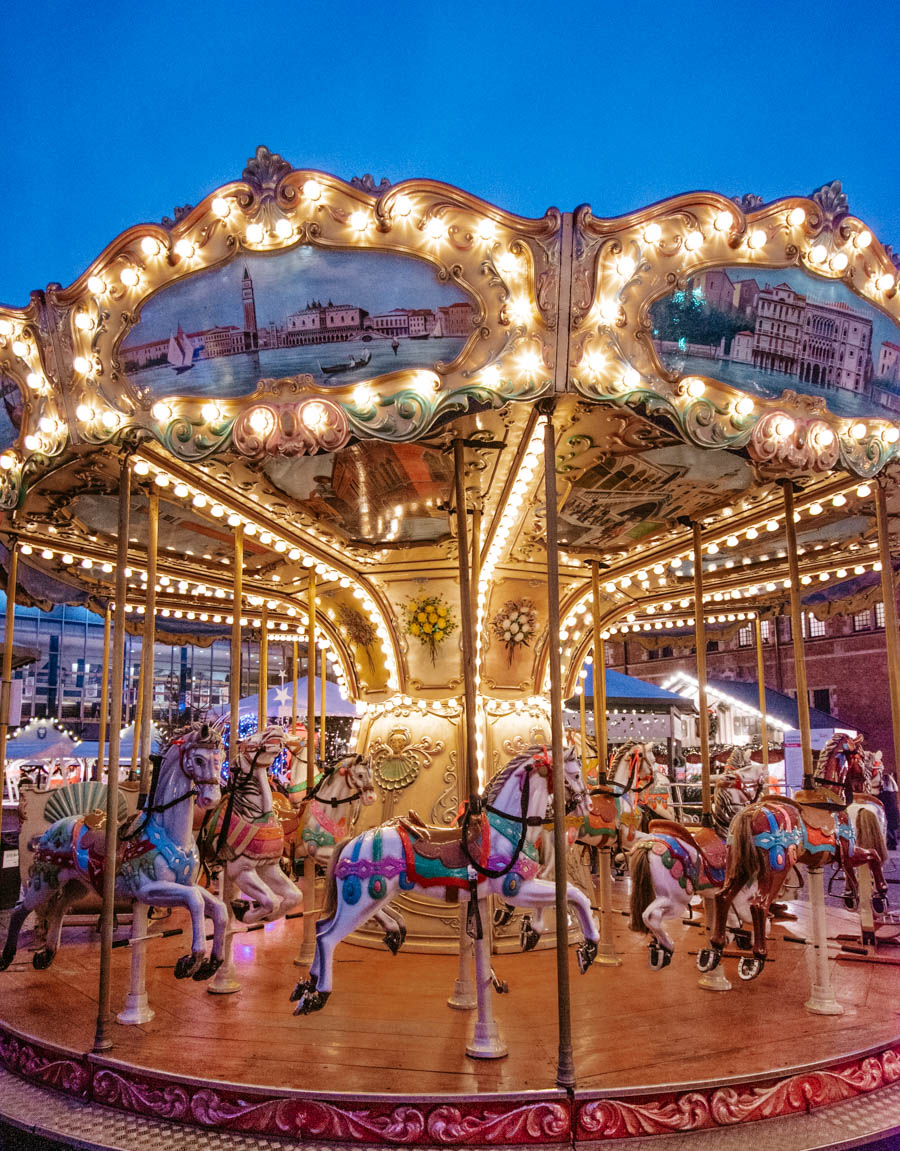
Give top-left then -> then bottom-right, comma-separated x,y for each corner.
577,940 -> 598,974
738,956 -> 765,981
290,977 -> 313,1003
383,930 -> 402,956
174,951 -> 204,979
520,919 -> 540,953
843,893 -> 859,911
32,948 -> 55,971
0,949 -> 15,972
191,955 -> 223,982
648,943 -> 673,971
230,900 -> 251,923
697,947 -> 721,973
493,902 -> 515,929
873,895 -> 887,914
292,977 -> 330,1016
399,924 -> 407,947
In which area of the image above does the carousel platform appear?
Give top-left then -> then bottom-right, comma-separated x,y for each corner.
0,888 -> 897,1149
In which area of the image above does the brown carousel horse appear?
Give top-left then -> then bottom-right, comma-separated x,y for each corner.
699,733 -> 889,981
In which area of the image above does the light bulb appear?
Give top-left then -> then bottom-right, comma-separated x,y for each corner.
684,230 -> 703,251
120,267 -> 140,287
246,222 -> 264,243
349,210 -> 369,233
809,244 -> 828,264
201,402 -> 220,423
849,422 -> 867,440
211,196 -> 230,218
151,401 -> 171,421
425,218 -> 446,241
788,207 -> 806,227
747,228 -> 767,249
274,218 -> 293,239
174,238 -> 195,258
303,179 -> 323,201
685,377 -> 705,397
876,273 -> 895,292
87,275 -> 106,294
714,210 -> 733,232
140,237 -> 160,256
643,222 -> 662,244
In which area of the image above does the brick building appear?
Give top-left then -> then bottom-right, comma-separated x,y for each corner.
606,598 -> 897,766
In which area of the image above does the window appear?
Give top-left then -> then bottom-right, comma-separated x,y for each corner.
760,619 -> 771,641
853,609 -> 872,632
812,688 -> 832,714
706,640 -> 719,652
875,601 -> 885,628
738,625 -> 752,647
807,614 -> 826,638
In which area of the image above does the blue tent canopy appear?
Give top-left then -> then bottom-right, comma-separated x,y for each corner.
4,719 -> 82,761
569,667 -> 690,711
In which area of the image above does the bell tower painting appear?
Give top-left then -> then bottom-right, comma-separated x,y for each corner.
242,265 -> 258,348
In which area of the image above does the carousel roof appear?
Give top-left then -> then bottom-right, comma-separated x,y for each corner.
0,150 -> 899,713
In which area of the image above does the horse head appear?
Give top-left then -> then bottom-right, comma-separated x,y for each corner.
334,753 -> 377,807
237,724 -> 287,775
521,744 -> 590,818
171,722 -> 224,809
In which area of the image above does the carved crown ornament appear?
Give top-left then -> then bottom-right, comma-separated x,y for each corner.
0,160 -> 899,510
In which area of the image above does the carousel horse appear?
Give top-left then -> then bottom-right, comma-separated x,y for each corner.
628,748 -> 767,969
837,750 -> 890,908
201,724 -> 303,925
291,745 -> 599,1014
576,740 -> 675,863
276,748 -> 407,953
700,732 -> 889,981
1,723 -> 228,979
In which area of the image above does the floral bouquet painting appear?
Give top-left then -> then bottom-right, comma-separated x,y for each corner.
404,594 -> 456,664
491,598 -> 538,666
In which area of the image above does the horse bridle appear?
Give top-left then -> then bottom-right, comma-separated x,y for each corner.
593,746 -> 652,799
287,758 -> 367,809
123,735 -> 220,841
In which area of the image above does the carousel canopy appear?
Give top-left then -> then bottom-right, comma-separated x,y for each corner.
4,719 -> 81,761
209,680 -> 356,722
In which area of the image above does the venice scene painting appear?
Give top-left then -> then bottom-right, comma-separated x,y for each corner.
650,264 -> 900,420
119,246 -> 475,400
0,375 -> 23,451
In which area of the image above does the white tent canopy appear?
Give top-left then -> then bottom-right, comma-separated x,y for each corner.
76,721 -> 166,761
209,679 -> 357,722
4,719 -> 82,761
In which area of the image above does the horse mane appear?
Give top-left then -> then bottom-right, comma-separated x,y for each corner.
816,733 -> 849,774
609,739 -> 642,777
483,744 -> 578,803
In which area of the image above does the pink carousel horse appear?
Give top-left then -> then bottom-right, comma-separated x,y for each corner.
628,748 -> 767,969
1,723 -> 228,979
700,733 -> 889,981
291,745 -> 599,1014
201,724 -> 303,924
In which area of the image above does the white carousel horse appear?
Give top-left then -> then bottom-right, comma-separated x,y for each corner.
628,750 -> 767,971
278,747 -> 406,952
1,723 -> 228,980
291,745 -> 599,1014
4,760 -> 21,803
201,724 -> 303,925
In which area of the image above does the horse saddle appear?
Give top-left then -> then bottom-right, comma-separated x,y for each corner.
399,810 -> 479,871
589,794 -> 618,826
791,790 -> 843,822
80,810 -> 143,864
648,818 -> 726,874
272,792 -> 302,837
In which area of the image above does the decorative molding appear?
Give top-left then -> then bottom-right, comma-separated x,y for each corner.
0,1021 -> 896,1145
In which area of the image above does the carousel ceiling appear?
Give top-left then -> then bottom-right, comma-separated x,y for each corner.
2,149 -> 900,703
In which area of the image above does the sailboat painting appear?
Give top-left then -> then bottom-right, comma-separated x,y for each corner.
167,325 -> 202,374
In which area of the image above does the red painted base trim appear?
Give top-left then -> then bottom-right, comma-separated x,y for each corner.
0,1020 -> 897,1145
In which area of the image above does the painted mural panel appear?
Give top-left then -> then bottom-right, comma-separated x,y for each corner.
119,247 -> 474,400
650,266 -> 900,420
0,376 -> 23,451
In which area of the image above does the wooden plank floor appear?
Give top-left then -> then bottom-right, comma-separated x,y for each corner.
1,884 -> 898,1097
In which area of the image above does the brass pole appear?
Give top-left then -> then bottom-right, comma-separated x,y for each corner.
320,648 -> 327,762
306,571 -> 317,787
259,606 -> 268,729
0,539 -> 18,845
874,481 -> 900,781
691,522 -> 713,821
93,459 -> 131,1052
754,614 -> 770,778
291,639 -> 298,734
230,525 -> 244,761
590,562 -> 607,778
780,482 -> 813,786
129,660 -> 144,779
543,409 -> 575,1089
579,675 -> 587,763
95,604 -> 111,783
453,438 -> 478,804
139,490 -> 158,787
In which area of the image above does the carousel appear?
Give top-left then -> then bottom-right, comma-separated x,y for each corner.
0,149 -> 898,1148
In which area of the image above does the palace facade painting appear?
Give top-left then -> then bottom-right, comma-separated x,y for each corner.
651,265 -> 900,420
120,246 -> 474,400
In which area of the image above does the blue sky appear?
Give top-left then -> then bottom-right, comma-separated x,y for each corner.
3,1 -> 900,307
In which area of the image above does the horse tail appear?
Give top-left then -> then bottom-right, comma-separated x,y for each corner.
726,805 -> 759,888
856,807 -> 889,863
628,845 -> 653,934
321,837 -> 351,921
